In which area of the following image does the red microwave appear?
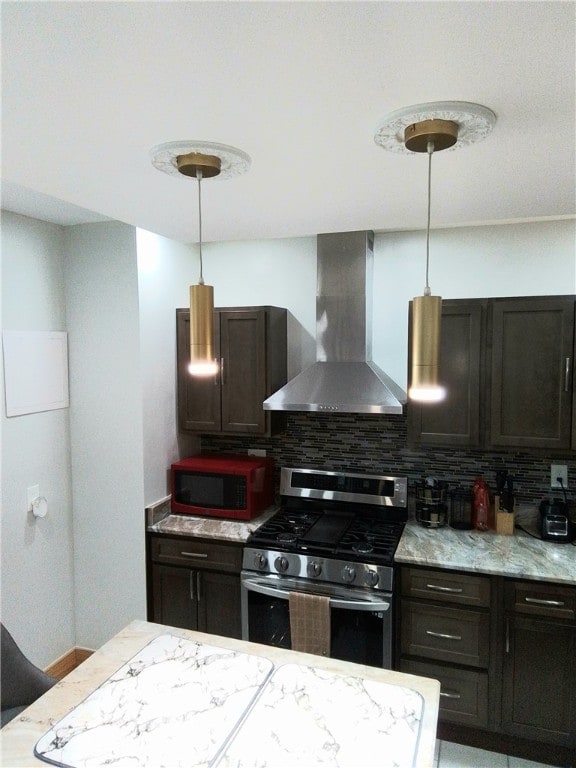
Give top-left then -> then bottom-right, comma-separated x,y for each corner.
170,454 -> 274,520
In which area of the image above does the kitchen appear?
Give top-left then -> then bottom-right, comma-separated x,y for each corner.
1,2 -> 575,767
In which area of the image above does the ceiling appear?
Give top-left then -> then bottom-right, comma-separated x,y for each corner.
2,1 -> 575,244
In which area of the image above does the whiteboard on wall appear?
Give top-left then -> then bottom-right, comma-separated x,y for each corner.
2,331 -> 69,417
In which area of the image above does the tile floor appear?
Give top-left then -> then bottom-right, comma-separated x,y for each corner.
434,740 -> 558,768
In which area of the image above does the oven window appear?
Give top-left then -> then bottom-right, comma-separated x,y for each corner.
246,591 -> 385,667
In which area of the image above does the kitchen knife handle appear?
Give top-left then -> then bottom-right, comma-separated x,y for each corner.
524,597 -> 565,607
565,357 -> 571,392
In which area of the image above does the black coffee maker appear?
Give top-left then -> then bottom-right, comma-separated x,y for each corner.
539,498 -> 573,542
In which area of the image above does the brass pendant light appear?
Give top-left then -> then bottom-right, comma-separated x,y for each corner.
374,101 -> 497,403
178,152 -> 221,377
406,119 -> 457,402
150,140 -> 251,377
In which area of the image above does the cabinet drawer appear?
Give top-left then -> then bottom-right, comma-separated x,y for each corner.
400,659 -> 489,727
402,567 -> 491,607
505,581 -> 576,621
401,600 -> 489,668
151,537 -> 242,573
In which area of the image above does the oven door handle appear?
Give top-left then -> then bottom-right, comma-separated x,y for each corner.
241,577 -> 391,613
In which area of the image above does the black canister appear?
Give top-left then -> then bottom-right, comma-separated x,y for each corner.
449,487 -> 474,530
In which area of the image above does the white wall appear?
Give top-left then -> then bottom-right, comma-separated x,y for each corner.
1,211 -> 75,667
65,222 -> 146,649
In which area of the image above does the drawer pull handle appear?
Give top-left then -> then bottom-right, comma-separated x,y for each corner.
524,597 -> 565,607
180,551 -> 209,559
440,690 -> 462,700
425,630 -> 462,641
425,584 -> 463,594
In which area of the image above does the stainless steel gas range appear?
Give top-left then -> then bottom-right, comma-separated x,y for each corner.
241,466 -> 408,669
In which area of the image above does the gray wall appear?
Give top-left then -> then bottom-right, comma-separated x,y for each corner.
64,222 -> 146,649
1,211 -> 75,666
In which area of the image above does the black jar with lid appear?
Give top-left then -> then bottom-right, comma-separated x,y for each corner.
449,487 -> 474,530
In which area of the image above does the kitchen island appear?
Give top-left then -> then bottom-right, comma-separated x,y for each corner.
0,619 -> 440,768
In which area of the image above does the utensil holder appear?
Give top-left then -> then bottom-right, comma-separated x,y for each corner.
494,495 -> 515,535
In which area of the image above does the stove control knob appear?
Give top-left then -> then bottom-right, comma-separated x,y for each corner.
253,553 -> 268,570
307,561 -> 322,578
275,556 -> 290,573
364,569 -> 379,587
342,565 -> 356,583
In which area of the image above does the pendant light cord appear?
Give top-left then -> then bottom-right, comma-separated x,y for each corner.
196,168 -> 205,285
424,139 -> 434,296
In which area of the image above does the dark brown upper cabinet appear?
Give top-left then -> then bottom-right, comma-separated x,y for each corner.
408,295 -> 575,450
177,306 -> 287,436
408,299 -> 486,447
489,296 -> 575,450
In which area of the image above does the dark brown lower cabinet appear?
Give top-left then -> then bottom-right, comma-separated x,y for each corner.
148,535 -> 243,640
152,565 -> 241,639
398,566 -> 576,765
502,581 -> 576,749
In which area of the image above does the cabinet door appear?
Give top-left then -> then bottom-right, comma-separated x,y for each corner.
197,570 -> 242,639
220,310 -> 267,433
490,297 -> 575,449
408,300 -> 484,446
176,309 -> 221,432
151,564 -> 198,631
502,615 -> 576,747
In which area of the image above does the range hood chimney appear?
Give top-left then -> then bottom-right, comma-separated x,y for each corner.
263,231 -> 406,414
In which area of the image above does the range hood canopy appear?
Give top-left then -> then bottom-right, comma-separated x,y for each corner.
263,231 -> 406,414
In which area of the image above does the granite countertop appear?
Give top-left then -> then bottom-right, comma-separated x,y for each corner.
1,620 -> 440,768
396,507 -> 576,586
147,497 -> 576,585
146,496 -> 278,543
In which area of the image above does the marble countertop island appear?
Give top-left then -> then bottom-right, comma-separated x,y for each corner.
1,620 -> 440,768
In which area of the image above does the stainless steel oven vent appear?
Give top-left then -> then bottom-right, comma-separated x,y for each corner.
263,230 -> 406,414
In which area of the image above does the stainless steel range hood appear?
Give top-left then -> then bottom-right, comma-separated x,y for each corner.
263,230 -> 406,414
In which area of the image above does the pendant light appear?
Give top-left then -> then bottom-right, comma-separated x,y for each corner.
374,101 -> 496,402
150,140 -> 251,377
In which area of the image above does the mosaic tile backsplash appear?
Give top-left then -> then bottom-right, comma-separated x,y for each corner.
202,413 -> 575,507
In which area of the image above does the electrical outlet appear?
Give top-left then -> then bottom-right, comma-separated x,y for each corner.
550,464 -> 568,489
248,449 -> 266,457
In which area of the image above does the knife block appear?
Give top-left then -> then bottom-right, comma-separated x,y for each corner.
494,495 -> 515,535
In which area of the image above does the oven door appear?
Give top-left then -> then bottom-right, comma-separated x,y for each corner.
240,571 -> 393,669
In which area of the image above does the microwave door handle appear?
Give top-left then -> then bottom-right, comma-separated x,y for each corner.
241,578 -> 391,613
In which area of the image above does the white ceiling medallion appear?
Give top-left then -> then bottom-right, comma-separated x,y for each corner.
150,141 -> 251,178
374,101 -> 496,154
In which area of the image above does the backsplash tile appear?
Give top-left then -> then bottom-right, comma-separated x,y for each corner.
201,413 -> 575,505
